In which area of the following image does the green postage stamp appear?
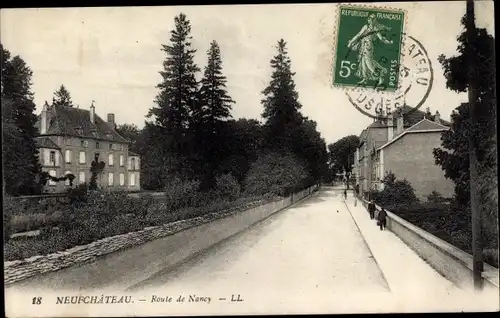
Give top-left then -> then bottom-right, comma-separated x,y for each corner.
333,5 -> 406,92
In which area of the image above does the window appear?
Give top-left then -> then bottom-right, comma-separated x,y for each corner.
121,144 -> 125,151
48,170 -> 57,186
81,140 -> 88,148
108,172 -> 114,186
120,155 -> 124,167
79,171 -> 85,184
130,173 -> 135,186
109,143 -> 113,150
108,153 -> 114,166
96,141 -> 100,149
64,171 -> 72,186
119,173 -> 125,186
49,151 -> 56,165
65,138 -> 72,146
130,158 -> 136,170
79,151 -> 86,164
65,150 -> 72,163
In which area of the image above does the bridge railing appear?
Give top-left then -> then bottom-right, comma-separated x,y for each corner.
357,196 -> 499,292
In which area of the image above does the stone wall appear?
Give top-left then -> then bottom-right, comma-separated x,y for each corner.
359,198 -> 499,292
5,185 -> 318,286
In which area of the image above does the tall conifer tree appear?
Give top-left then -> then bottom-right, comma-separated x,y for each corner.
196,40 -> 234,189
147,13 -> 200,154
261,39 -> 304,152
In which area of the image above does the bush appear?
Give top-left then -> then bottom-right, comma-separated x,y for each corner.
163,177 -> 205,210
427,191 -> 447,203
214,173 -> 240,201
371,172 -> 418,206
243,151 -> 310,197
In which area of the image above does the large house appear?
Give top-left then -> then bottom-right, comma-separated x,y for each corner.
354,106 -> 454,201
35,102 -> 140,193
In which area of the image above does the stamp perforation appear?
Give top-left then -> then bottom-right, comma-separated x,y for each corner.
330,3 -> 409,94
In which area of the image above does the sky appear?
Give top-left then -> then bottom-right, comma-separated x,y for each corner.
1,1 -> 495,145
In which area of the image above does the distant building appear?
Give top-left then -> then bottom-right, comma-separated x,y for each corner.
354,106 -> 454,201
35,102 -> 141,193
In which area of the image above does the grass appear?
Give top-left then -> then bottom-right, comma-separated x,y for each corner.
4,193 -> 272,262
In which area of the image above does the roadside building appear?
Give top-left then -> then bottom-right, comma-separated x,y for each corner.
35,101 -> 141,192
354,106 -> 454,200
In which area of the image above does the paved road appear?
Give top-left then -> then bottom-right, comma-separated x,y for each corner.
132,188 -> 391,297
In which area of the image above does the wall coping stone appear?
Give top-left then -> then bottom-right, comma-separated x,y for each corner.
360,198 -> 499,288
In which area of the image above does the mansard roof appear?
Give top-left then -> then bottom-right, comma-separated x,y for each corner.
35,105 -> 128,143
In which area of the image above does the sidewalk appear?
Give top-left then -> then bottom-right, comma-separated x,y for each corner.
342,193 -> 485,311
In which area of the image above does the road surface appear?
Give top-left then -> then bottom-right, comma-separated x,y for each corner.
7,187 -> 497,314
131,188 -> 389,294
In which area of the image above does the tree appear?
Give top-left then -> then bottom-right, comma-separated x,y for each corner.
243,151 -> 310,197
292,118 -> 328,182
147,13 -> 200,161
261,39 -> 304,152
194,40 -> 234,190
52,85 -> 73,107
116,123 -> 141,153
371,171 -> 418,206
434,15 -> 496,205
135,122 -> 181,190
434,12 -> 497,249
328,135 -> 360,188
218,119 -> 263,184
89,154 -> 106,191
1,45 -> 41,195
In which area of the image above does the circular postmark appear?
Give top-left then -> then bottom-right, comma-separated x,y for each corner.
343,33 -> 433,119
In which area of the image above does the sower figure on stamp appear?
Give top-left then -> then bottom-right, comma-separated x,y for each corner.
378,207 -> 387,231
347,14 -> 393,86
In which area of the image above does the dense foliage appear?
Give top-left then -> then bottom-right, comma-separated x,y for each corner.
434,12 -> 498,253
1,45 -> 42,195
327,135 -> 360,187
137,16 -> 327,192
370,172 -> 418,206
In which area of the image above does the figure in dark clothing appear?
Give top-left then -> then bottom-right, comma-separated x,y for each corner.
378,208 -> 387,231
343,189 -> 347,200
368,201 -> 376,219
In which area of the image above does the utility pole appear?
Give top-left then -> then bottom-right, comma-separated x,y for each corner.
466,0 -> 483,291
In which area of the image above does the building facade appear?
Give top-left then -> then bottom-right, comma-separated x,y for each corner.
354,107 -> 454,200
35,102 -> 141,193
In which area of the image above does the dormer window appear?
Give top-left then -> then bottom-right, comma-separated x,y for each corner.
106,132 -> 113,140
90,127 -> 98,138
75,127 -> 83,135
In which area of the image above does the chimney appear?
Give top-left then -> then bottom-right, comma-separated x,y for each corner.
434,111 -> 441,124
90,100 -> 95,124
107,113 -> 116,129
40,101 -> 49,134
387,113 -> 394,141
396,113 -> 404,135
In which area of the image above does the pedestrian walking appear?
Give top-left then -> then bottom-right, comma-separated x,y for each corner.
378,208 -> 387,231
343,189 -> 347,200
368,200 -> 376,219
